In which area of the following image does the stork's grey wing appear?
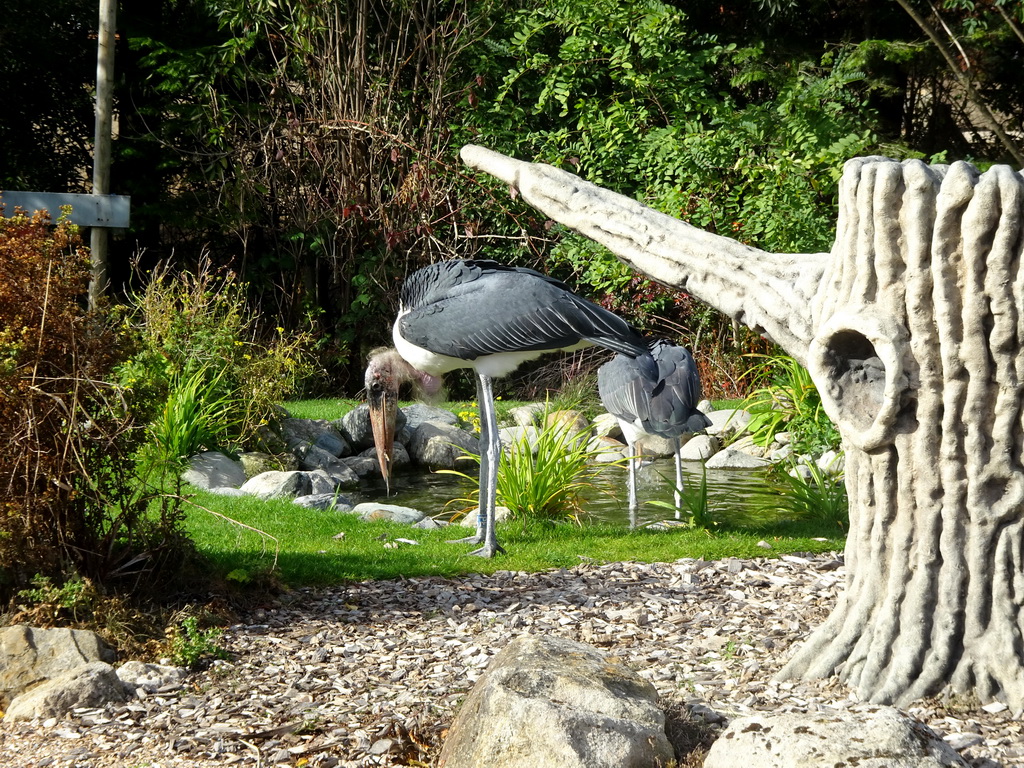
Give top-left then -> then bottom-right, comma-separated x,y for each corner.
400,264 -> 652,366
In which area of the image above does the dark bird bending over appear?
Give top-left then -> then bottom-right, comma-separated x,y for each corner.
365,259 -> 658,557
598,339 -> 711,528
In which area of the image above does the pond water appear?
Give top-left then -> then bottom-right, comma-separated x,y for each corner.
351,459 -> 792,529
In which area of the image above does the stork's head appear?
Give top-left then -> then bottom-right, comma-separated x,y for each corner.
364,348 -> 443,492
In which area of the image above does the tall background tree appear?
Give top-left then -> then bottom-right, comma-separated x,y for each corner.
3,0 -> 1021,396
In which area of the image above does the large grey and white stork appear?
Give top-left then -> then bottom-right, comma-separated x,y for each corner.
364,259 -> 657,557
598,339 -> 711,528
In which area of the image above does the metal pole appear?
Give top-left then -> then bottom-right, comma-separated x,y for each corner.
89,0 -> 116,309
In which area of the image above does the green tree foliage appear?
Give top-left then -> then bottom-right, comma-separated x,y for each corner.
121,0 -> 499,388
455,0 -> 884,396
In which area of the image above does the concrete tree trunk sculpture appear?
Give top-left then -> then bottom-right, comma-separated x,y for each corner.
461,144 -> 1024,708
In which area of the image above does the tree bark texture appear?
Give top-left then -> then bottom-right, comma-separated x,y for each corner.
461,145 -> 1024,708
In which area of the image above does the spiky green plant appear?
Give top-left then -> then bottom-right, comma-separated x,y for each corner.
740,353 -> 839,454
649,464 -> 718,531
764,458 -> 849,530
446,416 -> 623,527
143,365 -> 239,475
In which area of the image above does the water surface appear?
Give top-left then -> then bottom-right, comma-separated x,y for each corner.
353,459 -> 791,529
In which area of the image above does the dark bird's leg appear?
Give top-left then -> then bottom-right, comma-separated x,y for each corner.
469,374 -> 504,557
672,437 -> 684,520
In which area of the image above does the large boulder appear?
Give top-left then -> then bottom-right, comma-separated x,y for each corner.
280,418 -> 350,457
437,634 -> 673,768
5,662 -> 127,721
238,470 -> 313,499
182,451 -> 246,490
400,402 -> 460,431
679,434 -> 719,460
409,422 -> 480,470
705,447 -> 771,470
0,625 -> 116,707
352,502 -> 426,525
338,404 -> 406,452
704,408 -> 752,440
703,707 -> 969,768
237,450 -> 298,478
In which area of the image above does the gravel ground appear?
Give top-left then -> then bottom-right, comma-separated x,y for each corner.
0,553 -> 1020,767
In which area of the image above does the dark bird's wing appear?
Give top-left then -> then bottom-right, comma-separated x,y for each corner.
599,341 -> 711,437
399,260 -> 655,375
647,341 -> 712,435
598,354 -> 651,426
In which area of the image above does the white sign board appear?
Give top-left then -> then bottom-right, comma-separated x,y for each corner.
0,191 -> 130,228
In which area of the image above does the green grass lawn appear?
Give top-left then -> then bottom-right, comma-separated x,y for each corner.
179,396 -> 844,588
182,488 -> 845,588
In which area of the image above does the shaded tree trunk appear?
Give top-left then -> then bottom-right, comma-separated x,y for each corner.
461,145 -> 1024,708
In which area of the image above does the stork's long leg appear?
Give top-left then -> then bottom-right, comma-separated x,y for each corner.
626,440 -> 638,531
672,437 -> 683,520
448,375 -> 491,546
469,374 -> 504,557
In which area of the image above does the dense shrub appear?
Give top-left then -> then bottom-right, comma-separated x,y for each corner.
0,210 -> 190,600
116,257 -> 318,472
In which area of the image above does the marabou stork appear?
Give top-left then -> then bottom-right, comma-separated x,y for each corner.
365,259 -> 658,557
598,339 -> 711,528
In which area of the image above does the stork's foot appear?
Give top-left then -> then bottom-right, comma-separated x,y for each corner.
446,532 -> 484,545
467,540 -> 505,558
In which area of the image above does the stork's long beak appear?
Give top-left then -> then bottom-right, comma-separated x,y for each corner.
368,386 -> 397,494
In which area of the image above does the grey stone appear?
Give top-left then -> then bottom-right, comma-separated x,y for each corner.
437,633 -> 673,768
587,435 -> 629,463
591,412 -> 622,439
400,403 -> 459,431
498,425 -> 539,454
280,418 -> 350,457
459,506 -> 512,527
705,448 -> 771,470
344,453 -> 391,479
703,707 -> 970,768
409,422 -> 479,470
727,434 -> 767,458
704,408 -> 752,440
238,450 -> 298,478
349,443 -> 412,480
294,493 -> 354,511
0,625 -> 116,707
181,451 -> 246,490
678,434 -> 719,460
239,470 -> 312,499
352,503 -> 426,525
509,403 -> 546,427
294,443 -> 349,473
205,487 -> 248,497
116,660 -> 187,695
635,433 -> 676,457
5,662 -> 127,721
339,404 -> 405,451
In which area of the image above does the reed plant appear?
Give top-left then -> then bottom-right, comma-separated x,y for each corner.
650,464 -> 717,531
740,353 -> 839,454
764,458 -> 849,530
446,416 -> 623,528
142,366 -> 239,476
